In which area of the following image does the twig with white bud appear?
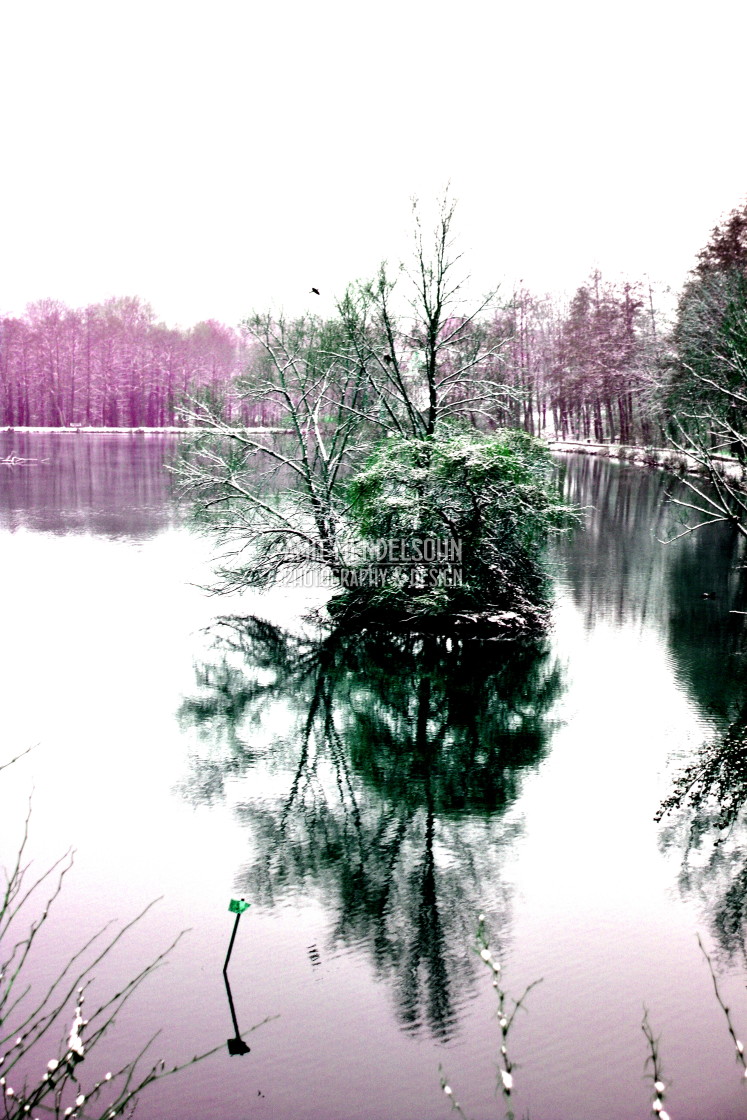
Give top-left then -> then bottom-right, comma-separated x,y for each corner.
439,913 -> 542,1120
642,1007 -> 671,1120
697,934 -> 747,1081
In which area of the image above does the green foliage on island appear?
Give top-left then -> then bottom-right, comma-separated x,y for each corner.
329,428 -> 578,633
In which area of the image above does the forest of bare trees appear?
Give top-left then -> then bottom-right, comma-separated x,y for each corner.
0,276 -> 672,441
494,275 -> 666,442
0,297 -> 264,428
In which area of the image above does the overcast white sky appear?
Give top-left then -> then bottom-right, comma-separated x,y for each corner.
3,0 -> 747,329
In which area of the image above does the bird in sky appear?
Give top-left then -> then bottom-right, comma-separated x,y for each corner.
310,287 -> 320,295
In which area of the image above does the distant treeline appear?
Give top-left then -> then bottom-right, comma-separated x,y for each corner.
1,277 -> 673,440
0,297 -> 277,428
492,275 -> 665,442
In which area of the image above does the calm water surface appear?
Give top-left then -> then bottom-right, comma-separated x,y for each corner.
1,434 -> 746,1120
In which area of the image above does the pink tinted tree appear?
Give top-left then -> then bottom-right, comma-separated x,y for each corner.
0,299 -> 247,427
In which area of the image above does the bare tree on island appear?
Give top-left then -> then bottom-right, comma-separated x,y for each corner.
175,195 -> 574,631
175,309 -> 371,591
341,195 -> 514,438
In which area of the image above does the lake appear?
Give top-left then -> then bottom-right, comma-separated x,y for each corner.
1,433 -> 746,1120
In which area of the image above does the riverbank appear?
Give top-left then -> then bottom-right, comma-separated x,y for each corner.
548,438 -> 744,480
3,428 -> 743,482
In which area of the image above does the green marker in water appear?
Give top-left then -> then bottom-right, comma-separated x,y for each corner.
224,898 -> 251,972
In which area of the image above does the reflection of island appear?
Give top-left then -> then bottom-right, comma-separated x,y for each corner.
179,618 -> 564,1038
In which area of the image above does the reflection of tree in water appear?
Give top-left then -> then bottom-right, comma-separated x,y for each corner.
0,432 -> 180,537
556,455 -> 747,694
556,455 -> 675,629
663,523 -> 747,716
658,696 -> 747,964
559,456 -> 747,956
179,618 -> 563,1038
645,469 -> 747,958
